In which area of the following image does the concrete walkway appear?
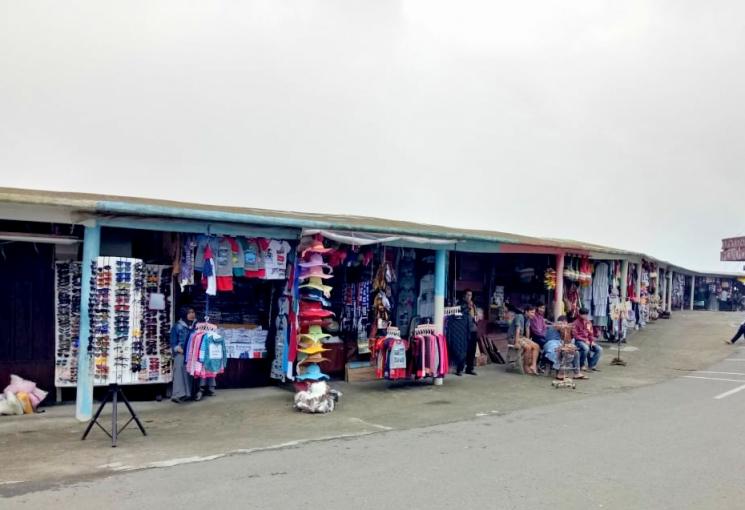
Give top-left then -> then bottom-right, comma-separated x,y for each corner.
1,311 -> 740,493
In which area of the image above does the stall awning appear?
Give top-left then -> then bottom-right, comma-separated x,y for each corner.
302,229 -> 456,248
97,216 -> 299,240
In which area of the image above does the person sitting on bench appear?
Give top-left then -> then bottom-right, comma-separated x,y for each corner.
507,304 -> 540,375
572,307 -> 603,371
530,303 -> 551,349
544,320 -> 588,380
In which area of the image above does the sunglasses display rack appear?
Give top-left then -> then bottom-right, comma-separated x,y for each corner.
55,257 -> 174,387
55,261 -> 82,386
141,265 -> 173,382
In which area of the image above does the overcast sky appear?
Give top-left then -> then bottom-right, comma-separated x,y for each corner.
1,1 -> 744,272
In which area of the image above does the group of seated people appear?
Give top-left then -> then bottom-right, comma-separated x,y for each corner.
507,303 -> 602,379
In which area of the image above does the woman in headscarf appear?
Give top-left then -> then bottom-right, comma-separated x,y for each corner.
170,306 -> 196,403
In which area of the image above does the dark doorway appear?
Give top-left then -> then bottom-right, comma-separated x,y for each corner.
0,242 -> 55,401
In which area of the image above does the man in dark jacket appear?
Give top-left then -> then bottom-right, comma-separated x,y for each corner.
461,289 -> 479,376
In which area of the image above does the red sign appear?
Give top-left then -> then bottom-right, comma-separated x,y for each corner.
721,237 -> 745,261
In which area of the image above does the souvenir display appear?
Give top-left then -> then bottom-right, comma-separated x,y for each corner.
184,321 -> 228,379
54,257 -> 174,387
55,261 -> 82,386
294,236 -> 334,386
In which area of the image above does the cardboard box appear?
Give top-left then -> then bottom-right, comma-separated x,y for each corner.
345,361 -> 377,382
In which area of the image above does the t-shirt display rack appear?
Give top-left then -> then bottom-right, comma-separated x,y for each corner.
54,257 -> 174,387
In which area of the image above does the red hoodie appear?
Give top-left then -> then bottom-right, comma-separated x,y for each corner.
572,317 -> 594,343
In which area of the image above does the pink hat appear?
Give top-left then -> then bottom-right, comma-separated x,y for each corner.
300,238 -> 332,258
299,265 -> 333,281
299,253 -> 333,270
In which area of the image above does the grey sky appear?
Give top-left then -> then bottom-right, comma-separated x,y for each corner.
1,1 -> 744,272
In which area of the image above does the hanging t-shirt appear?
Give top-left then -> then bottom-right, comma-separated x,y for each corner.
202,246 -> 217,296
241,238 -> 268,278
264,240 -> 291,280
241,238 -> 262,272
227,237 -> 245,277
215,238 -> 234,292
194,236 -> 219,271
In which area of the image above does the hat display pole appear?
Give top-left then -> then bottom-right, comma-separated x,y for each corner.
294,235 -> 338,412
610,314 -> 626,366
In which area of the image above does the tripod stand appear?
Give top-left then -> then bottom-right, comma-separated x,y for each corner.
81,384 -> 147,447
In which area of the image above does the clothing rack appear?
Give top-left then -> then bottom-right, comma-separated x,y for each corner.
413,324 -> 436,335
195,320 -> 218,332
444,305 -> 463,317
387,326 -> 401,338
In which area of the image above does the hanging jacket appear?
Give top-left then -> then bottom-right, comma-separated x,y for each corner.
201,333 -> 228,374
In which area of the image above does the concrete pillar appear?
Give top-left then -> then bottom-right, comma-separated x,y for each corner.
634,263 -> 642,301
554,252 -> 565,321
690,275 -> 696,310
76,224 -> 100,422
667,270 -> 674,313
434,249 -> 446,334
620,260 -> 629,301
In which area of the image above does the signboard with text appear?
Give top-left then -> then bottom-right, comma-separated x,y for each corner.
721,237 -> 745,261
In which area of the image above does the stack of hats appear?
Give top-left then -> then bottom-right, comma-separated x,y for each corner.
296,237 -> 335,383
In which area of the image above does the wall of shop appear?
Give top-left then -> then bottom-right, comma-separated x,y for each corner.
0,242 -> 55,399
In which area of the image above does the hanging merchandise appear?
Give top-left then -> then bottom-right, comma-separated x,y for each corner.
291,235 -> 338,409
141,265 -> 174,381
564,283 -> 581,321
578,258 -> 593,287
179,236 -> 198,291
77,256 -> 175,387
370,327 -> 409,381
563,257 -> 579,282
395,250 -> 417,337
444,306 -> 468,372
265,239 -> 292,280
591,262 -> 610,327
417,273 -> 435,320
270,280 -> 292,380
544,268 -> 557,290
55,261 -> 82,386
185,321 -> 228,379
201,245 -> 218,296
409,324 -> 449,380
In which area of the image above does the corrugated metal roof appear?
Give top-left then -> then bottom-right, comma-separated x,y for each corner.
0,186 -> 740,277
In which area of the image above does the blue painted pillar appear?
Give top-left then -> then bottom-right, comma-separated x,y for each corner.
76,224 -> 100,421
434,250 -> 447,334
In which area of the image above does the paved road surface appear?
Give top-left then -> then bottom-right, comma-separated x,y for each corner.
6,345 -> 745,509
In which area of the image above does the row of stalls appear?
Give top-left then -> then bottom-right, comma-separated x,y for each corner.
1,200 -> 742,414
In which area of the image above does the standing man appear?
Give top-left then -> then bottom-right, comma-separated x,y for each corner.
572,307 -> 603,371
461,289 -> 479,376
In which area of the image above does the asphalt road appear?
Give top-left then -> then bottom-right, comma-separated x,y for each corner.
7,345 -> 745,509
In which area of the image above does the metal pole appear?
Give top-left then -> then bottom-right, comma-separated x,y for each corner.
76,224 -> 100,422
667,270 -> 674,312
621,260 -> 629,301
